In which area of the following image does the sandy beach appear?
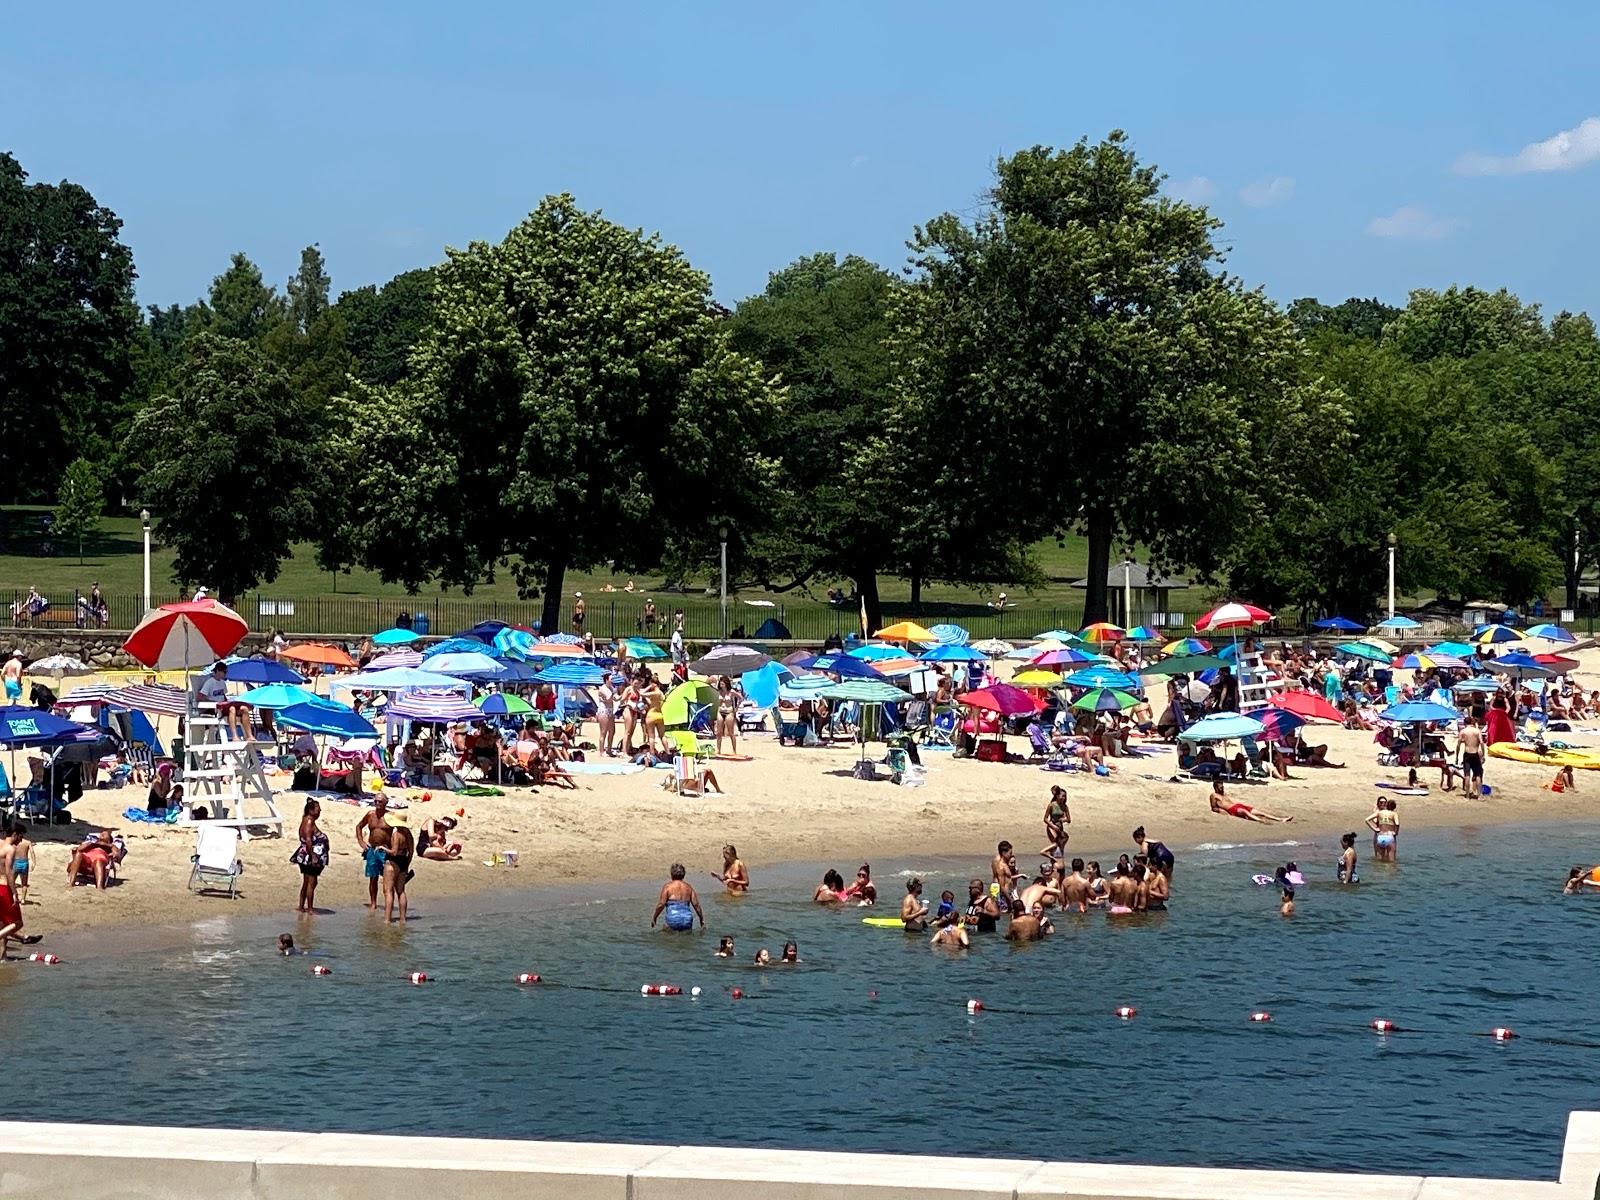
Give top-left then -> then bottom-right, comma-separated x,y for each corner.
11,653 -> 1599,941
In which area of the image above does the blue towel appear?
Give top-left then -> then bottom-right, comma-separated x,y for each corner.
123,807 -> 180,824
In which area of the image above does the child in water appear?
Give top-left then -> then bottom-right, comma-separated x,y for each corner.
1281,888 -> 1295,917
715,936 -> 735,958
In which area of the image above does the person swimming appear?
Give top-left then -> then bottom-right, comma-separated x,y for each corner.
715,936 -> 735,958
1565,867 -> 1600,894
813,869 -> 847,903
934,889 -> 957,925
779,941 -> 800,963
278,933 -> 297,956
1281,887 -> 1295,917
753,948 -> 772,966
931,921 -> 969,948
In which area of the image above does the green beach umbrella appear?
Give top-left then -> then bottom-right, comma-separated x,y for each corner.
1141,654 -> 1229,677
821,679 -> 911,704
1071,687 -> 1139,712
477,692 -> 533,717
1336,641 -> 1392,664
662,680 -> 717,727
623,637 -> 669,660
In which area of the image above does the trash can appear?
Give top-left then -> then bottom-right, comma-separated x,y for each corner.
414,612 -> 431,636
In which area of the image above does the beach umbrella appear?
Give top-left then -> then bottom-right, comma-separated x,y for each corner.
1525,623 -> 1576,644
235,683 -> 318,710
542,632 -> 585,645
1379,700 -> 1462,724
971,638 -> 1015,656
107,683 -> 190,717
919,644 -> 988,664
1336,641 -> 1392,664
0,706 -> 90,745
1141,654 -> 1228,677
1269,692 -> 1344,723
1376,615 -> 1421,631
926,623 -> 970,645
1006,639 -> 1063,659
1030,647 -> 1110,667
456,620 -> 509,643
741,662 -> 790,709
1034,629 -> 1082,643
1177,712 -> 1266,741
1311,616 -> 1366,631
280,698 -> 378,739
847,643 -> 910,661
1453,678 -> 1501,694
1124,625 -> 1161,642
778,674 -> 830,701
1426,641 -> 1476,659
427,651 -> 507,679
56,684 -> 124,708
1062,667 -> 1140,690
1535,653 -> 1579,672
371,628 -> 421,646
957,684 -> 1044,716
477,693 -> 534,717
621,637 -> 668,661
689,646 -> 774,676
1162,637 -> 1211,656
1194,602 -> 1272,632
368,650 -> 424,670
822,679 -> 911,703
662,680 -> 718,727
792,653 -> 881,679
1255,708 -> 1307,741
1392,653 -> 1466,671
532,661 -> 607,686
224,656 -> 306,685
30,654 -> 92,678
1485,650 -> 1550,677
331,666 -> 467,693
385,693 -> 484,723
493,628 -> 538,660
281,643 -> 357,669
1176,678 -> 1212,705
1473,625 -> 1525,645
1071,688 -> 1138,712
123,599 -> 249,670
1010,669 -> 1066,688
422,637 -> 494,659
1078,622 -> 1125,644
872,621 -> 938,644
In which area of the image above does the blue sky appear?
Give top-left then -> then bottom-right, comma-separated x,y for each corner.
6,0 -> 1598,316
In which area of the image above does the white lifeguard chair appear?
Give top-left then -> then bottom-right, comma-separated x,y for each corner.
178,698 -> 283,840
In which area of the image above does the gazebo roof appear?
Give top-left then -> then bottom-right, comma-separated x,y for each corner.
1069,562 -> 1189,590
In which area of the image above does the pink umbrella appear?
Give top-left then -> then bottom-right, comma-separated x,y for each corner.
1194,602 -> 1273,632
956,684 -> 1045,716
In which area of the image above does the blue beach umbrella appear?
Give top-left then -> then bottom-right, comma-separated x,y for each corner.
223,656 -> 305,685
1034,629 -> 1081,643
1473,625 -> 1525,645
1312,616 -> 1366,631
494,659 -> 544,682
493,627 -> 536,660
1525,623 -> 1577,644
794,653 -> 881,679
235,683 -> 318,709
1376,615 -> 1420,631
1336,641 -> 1392,664
0,706 -> 88,745
1427,641 -> 1476,659
423,637 -> 495,658
920,644 -> 988,663
372,628 -> 421,646
279,699 -> 378,739
477,693 -> 534,716
622,637 -> 669,661
847,644 -> 911,662
427,651 -> 507,679
532,661 -> 607,686
926,623 -> 970,645
1062,667 -> 1140,690
1379,700 -> 1461,724
1177,712 -> 1266,741
1484,651 -> 1550,676
455,620 -> 509,643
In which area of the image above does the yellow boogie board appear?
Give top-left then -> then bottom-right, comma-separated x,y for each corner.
862,917 -> 910,928
1489,744 -> 1600,770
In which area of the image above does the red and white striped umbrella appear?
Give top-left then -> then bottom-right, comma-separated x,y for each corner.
107,683 -> 191,717
367,650 -> 424,670
386,693 -> 483,723
123,600 -> 248,670
1194,602 -> 1273,633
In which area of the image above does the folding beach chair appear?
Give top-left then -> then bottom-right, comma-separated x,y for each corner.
188,825 -> 244,899
667,729 -> 714,761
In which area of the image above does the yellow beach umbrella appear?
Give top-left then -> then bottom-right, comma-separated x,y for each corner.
873,621 -> 938,643
1010,669 -> 1064,688
1356,635 -> 1399,654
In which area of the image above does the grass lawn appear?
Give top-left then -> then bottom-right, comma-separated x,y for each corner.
0,507 -> 1222,638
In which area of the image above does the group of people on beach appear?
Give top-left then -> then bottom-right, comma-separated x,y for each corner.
289,794 -> 461,922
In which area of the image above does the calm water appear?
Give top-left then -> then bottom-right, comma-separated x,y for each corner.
6,822 -> 1600,1179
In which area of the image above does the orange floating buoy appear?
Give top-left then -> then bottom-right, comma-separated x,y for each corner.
1249,1011 -> 1272,1023
311,964 -> 331,976
1116,1006 -> 1137,1019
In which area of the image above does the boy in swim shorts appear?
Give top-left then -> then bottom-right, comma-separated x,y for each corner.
651,862 -> 703,931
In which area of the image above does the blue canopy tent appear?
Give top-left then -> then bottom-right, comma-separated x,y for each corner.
753,617 -> 791,640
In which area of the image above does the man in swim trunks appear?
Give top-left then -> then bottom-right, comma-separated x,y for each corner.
1458,719 -> 1485,794
2,651 -> 21,704
651,862 -> 704,931
0,830 -> 27,957
355,795 -> 392,912
991,841 -> 1021,902
1057,859 -> 1091,913
901,878 -> 930,931
1132,826 -> 1175,877
1144,863 -> 1171,910
1018,873 -> 1058,914
1108,864 -> 1139,909
964,878 -> 1001,933
1004,903 -> 1048,941
1208,781 -> 1294,824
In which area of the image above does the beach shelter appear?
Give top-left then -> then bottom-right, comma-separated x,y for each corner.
1005,640 -> 1060,659
920,644 -> 987,663
822,678 -> 910,775
1062,667 -> 1140,690
30,654 -> 92,679
532,661 -> 607,686
792,653 -> 880,679
107,683 -> 191,717
662,681 -> 717,728
280,699 -> 377,739
926,623 -> 969,645
1255,708 -> 1306,741
371,628 -> 421,646
847,643 -> 909,662
1071,688 -> 1138,712
1010,669 -> 1066,689
331,666 -> 467,694
57,684 -> 124,708
1141,653 -> 1228,677
690,646 -> 774,676
1030,647 -> 1108,667
0,706 -> 89,745
1078,622 -> 1126,644
1268,692 -> 1344,723
741,662 -> 788,710
367,650 -> 424,670
1377,699 -> 1461,762
1335,641 -> 1392,664
1162,638 -> 1211,656
1124,626 -> 1161,642
529,640 -> 590,658
1426,642 -> 1477,659
456,620 -> 509,643
621,638 -> 668,661
1035,629 -> 1080,642
753,617 -> 792,640
1392,653 -> 1466,671
542,632 -> 585,646
1485,650 -> 1550,678
1376,615 -> 1421,632
971,638 -> 1015,656
492,628 -> 537,660
224,656 -> 305,685
123,600 -> 249,670
281,643 -> 357,669
423,637 -> 495,659
1311,616 -> 1366,631
872,621 -> 937,644
386,693 -> 483,723
956,684 -> 1044,716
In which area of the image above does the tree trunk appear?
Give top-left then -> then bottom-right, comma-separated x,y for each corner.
909,567 -> 922,608
1081,514 -> 1114,625
855,565 -> 881,637
540,559 -> 566,636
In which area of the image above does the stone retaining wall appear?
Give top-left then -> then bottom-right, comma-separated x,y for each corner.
0,1115 -> 1595,1200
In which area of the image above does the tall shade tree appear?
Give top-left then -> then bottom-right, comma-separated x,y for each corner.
324,195 -> 781,633
337,267 -> 437,387
130,335 -> 320,598
1382,286 -> 1545,362
203,252 -> 286,344
0,152 -> 139,498
895,133 -> 1306,623
53,457 -> 104,565
286,244 -> 331,334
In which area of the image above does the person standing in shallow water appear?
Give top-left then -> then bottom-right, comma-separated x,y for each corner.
652,863 -> 704,931
1337,832 -> 1359,884
714,844 -> 748,895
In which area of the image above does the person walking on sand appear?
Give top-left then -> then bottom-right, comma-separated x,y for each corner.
2,651 -> 22,704
713,844 -> 749,895
291,799 -> 330,914
652,863 -> 704,931
714,676 -> 741,757
355,794 -> 392,912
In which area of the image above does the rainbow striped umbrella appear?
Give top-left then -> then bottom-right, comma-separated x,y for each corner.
1078,622 -> 1126,644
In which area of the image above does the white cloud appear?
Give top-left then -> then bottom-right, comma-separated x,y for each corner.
1455,117 -> 1600,176
1239,175 -> 1295,208
1167,175 -> 1216,203
1365,205 -> 1465,241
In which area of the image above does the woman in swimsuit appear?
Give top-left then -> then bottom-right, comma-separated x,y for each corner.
716,936 -> 736,957
641,677 -> 667,752
1365,797 -> 1400,863
715,844 -> 749,895
146,762 -> 184,816
417,816 -> 462,861
714,676 -> 741,757
291,799 -> 330,914
1337,831 -> 1359,884
844,863 -> 877,904
620,680 -> 643,755
813,869 -> 847,903
1208,781 -> 1293,824
596,678 -> 617,756
383,824 -> 415,923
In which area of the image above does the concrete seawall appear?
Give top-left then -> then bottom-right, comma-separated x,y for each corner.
1,1116 -> 1598,1199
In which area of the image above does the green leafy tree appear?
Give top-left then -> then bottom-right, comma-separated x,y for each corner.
0,152 -> 139,498
265,245 -> 352,409
1383,286 -> 1545,362
53,457 -> 103,564
323,195 -> 781,633
202,252 -> 286,344
285,244 -> 331,334
130,335 -> 320,598
337,267 -> 437,386
893,133 -> 1306,624
1288,296 -> 1401,342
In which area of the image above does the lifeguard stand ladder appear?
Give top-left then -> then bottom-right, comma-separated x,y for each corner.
177,700 -> 283,840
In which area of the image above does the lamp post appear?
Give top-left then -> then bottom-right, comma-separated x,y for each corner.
718,523 -> 729,641
1386,532 -> 1396,620
1122,558 -> 1134,628
141,509 -> 152,614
